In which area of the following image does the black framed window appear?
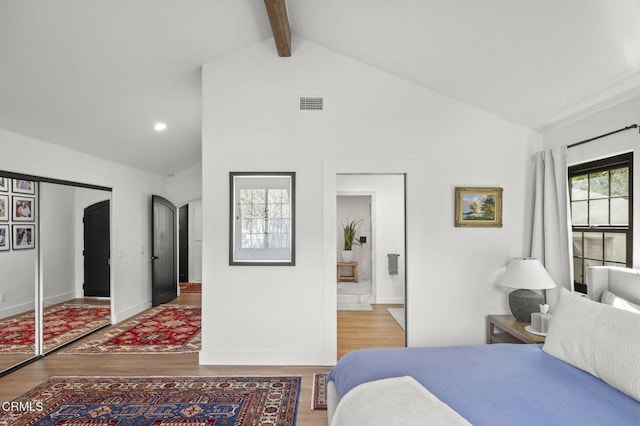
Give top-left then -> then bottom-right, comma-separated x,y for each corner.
569,152 -> 633,293
229,172 -> 295,266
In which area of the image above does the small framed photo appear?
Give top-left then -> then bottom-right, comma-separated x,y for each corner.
12,196 -> 35,222
0,195 -> 8,221
13,224 -> 35,250
0,177 -> 9,192
12,179 -> 35,195
454,187 -> 503,227
0,224 -> 9,251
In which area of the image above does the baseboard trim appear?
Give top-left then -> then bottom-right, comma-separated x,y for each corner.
375,298 -> 404,305
113,300 -> 151,324
43,291 -> 77,307
198,350 -> 335,366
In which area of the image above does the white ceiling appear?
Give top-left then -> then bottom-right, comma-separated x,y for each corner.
1,1 -> 639,176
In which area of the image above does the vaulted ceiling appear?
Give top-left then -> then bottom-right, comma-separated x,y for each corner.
1,1 -> 638,176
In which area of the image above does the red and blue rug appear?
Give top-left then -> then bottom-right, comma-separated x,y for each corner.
0,375 -> 301,425
179,282 -> 202,293
0,304 -> 110,353
61,305 -> 200,354
312,373 -> 328,411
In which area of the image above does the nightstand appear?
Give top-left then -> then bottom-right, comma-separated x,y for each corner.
487,314 -> 545,344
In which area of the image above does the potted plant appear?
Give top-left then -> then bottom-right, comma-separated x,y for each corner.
341,219 -> 362,262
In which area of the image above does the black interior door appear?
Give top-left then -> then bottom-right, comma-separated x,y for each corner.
178,204 -> 189,283
152,195 -> 177,306
84,200 -> 110,297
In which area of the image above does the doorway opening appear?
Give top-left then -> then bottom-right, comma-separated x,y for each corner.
336,174 -> 406,358
337,193 -> 374,310
151,195 -> 177,306
83,200 -> 110,298
179,204 -> 189,283
177,199 -> 202,293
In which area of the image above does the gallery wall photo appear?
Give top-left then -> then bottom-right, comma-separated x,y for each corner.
0,177 -> 37,251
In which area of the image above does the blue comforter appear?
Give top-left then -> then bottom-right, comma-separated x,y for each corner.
328,344 -> 640,425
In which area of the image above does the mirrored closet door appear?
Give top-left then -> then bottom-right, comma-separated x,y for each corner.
0,173 -> 112,375
0,177 -> 38,372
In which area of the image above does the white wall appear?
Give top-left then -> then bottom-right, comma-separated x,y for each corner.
0,250 -> 36,318
543,95 -> 640,268
200,38 -> 541,365
0,128 -> 166,323
166,163 -> 202,208
41,183 -> 76,306
189,199 -> 203,283
337,175 -> 405,304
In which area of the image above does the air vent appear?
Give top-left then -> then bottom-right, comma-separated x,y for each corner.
299,96 -> 324,111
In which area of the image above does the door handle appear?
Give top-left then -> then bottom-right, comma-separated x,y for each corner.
151,256 -> 159,261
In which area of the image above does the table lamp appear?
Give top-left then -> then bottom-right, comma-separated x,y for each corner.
500,257 -> 556,323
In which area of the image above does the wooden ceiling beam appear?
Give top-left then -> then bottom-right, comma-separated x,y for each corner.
264,0 -> 291,57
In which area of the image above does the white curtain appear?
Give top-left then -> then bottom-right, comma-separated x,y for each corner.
530,146 -> 573,308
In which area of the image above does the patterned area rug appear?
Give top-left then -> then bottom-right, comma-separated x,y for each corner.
312,373 -> 328,410
0,376 -> 301,425
179,282 -> 202,293
0,304 -> 111,353
61,305 -> 200,354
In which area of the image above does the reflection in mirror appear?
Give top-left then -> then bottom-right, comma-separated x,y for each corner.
40,183 -> 111,353
0,177 -> 38,373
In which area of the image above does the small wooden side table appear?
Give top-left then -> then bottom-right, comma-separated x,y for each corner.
487,314 -> 545,344
337,262 -> 359,283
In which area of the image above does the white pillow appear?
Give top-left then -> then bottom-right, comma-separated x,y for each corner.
601,290 -> 640,315
543,288 -> 640,401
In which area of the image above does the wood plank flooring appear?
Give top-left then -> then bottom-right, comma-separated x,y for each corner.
0,293 -> 405,425
338,304 -> 405,359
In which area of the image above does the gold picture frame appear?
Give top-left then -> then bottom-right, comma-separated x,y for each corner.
455,187 -> 503,227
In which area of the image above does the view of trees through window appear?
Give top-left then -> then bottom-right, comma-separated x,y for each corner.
239,188 -> 291,249
569,153 -> 633,293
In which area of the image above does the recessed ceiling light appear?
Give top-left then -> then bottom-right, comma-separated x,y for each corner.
154,122 -> 167,132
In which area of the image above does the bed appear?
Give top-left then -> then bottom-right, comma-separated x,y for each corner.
327,266 -> 640,425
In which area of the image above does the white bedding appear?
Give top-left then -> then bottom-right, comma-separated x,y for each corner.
543,288 -> 640,401
327,266 -> 640,425
330,375 -> 470,426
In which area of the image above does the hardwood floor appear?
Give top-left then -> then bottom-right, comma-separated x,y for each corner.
0,354 -> 331,425
338,304 -> 406,359
0,294 -> 404,425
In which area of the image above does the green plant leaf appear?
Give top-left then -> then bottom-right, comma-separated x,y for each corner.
341,218 -> 363,251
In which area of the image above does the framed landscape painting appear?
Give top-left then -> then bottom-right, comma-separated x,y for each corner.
455,187 -> 503,227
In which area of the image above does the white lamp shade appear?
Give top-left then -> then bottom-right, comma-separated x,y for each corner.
500,257 -> 556,290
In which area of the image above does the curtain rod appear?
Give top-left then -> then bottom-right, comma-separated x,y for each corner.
568,123 -> 639,149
